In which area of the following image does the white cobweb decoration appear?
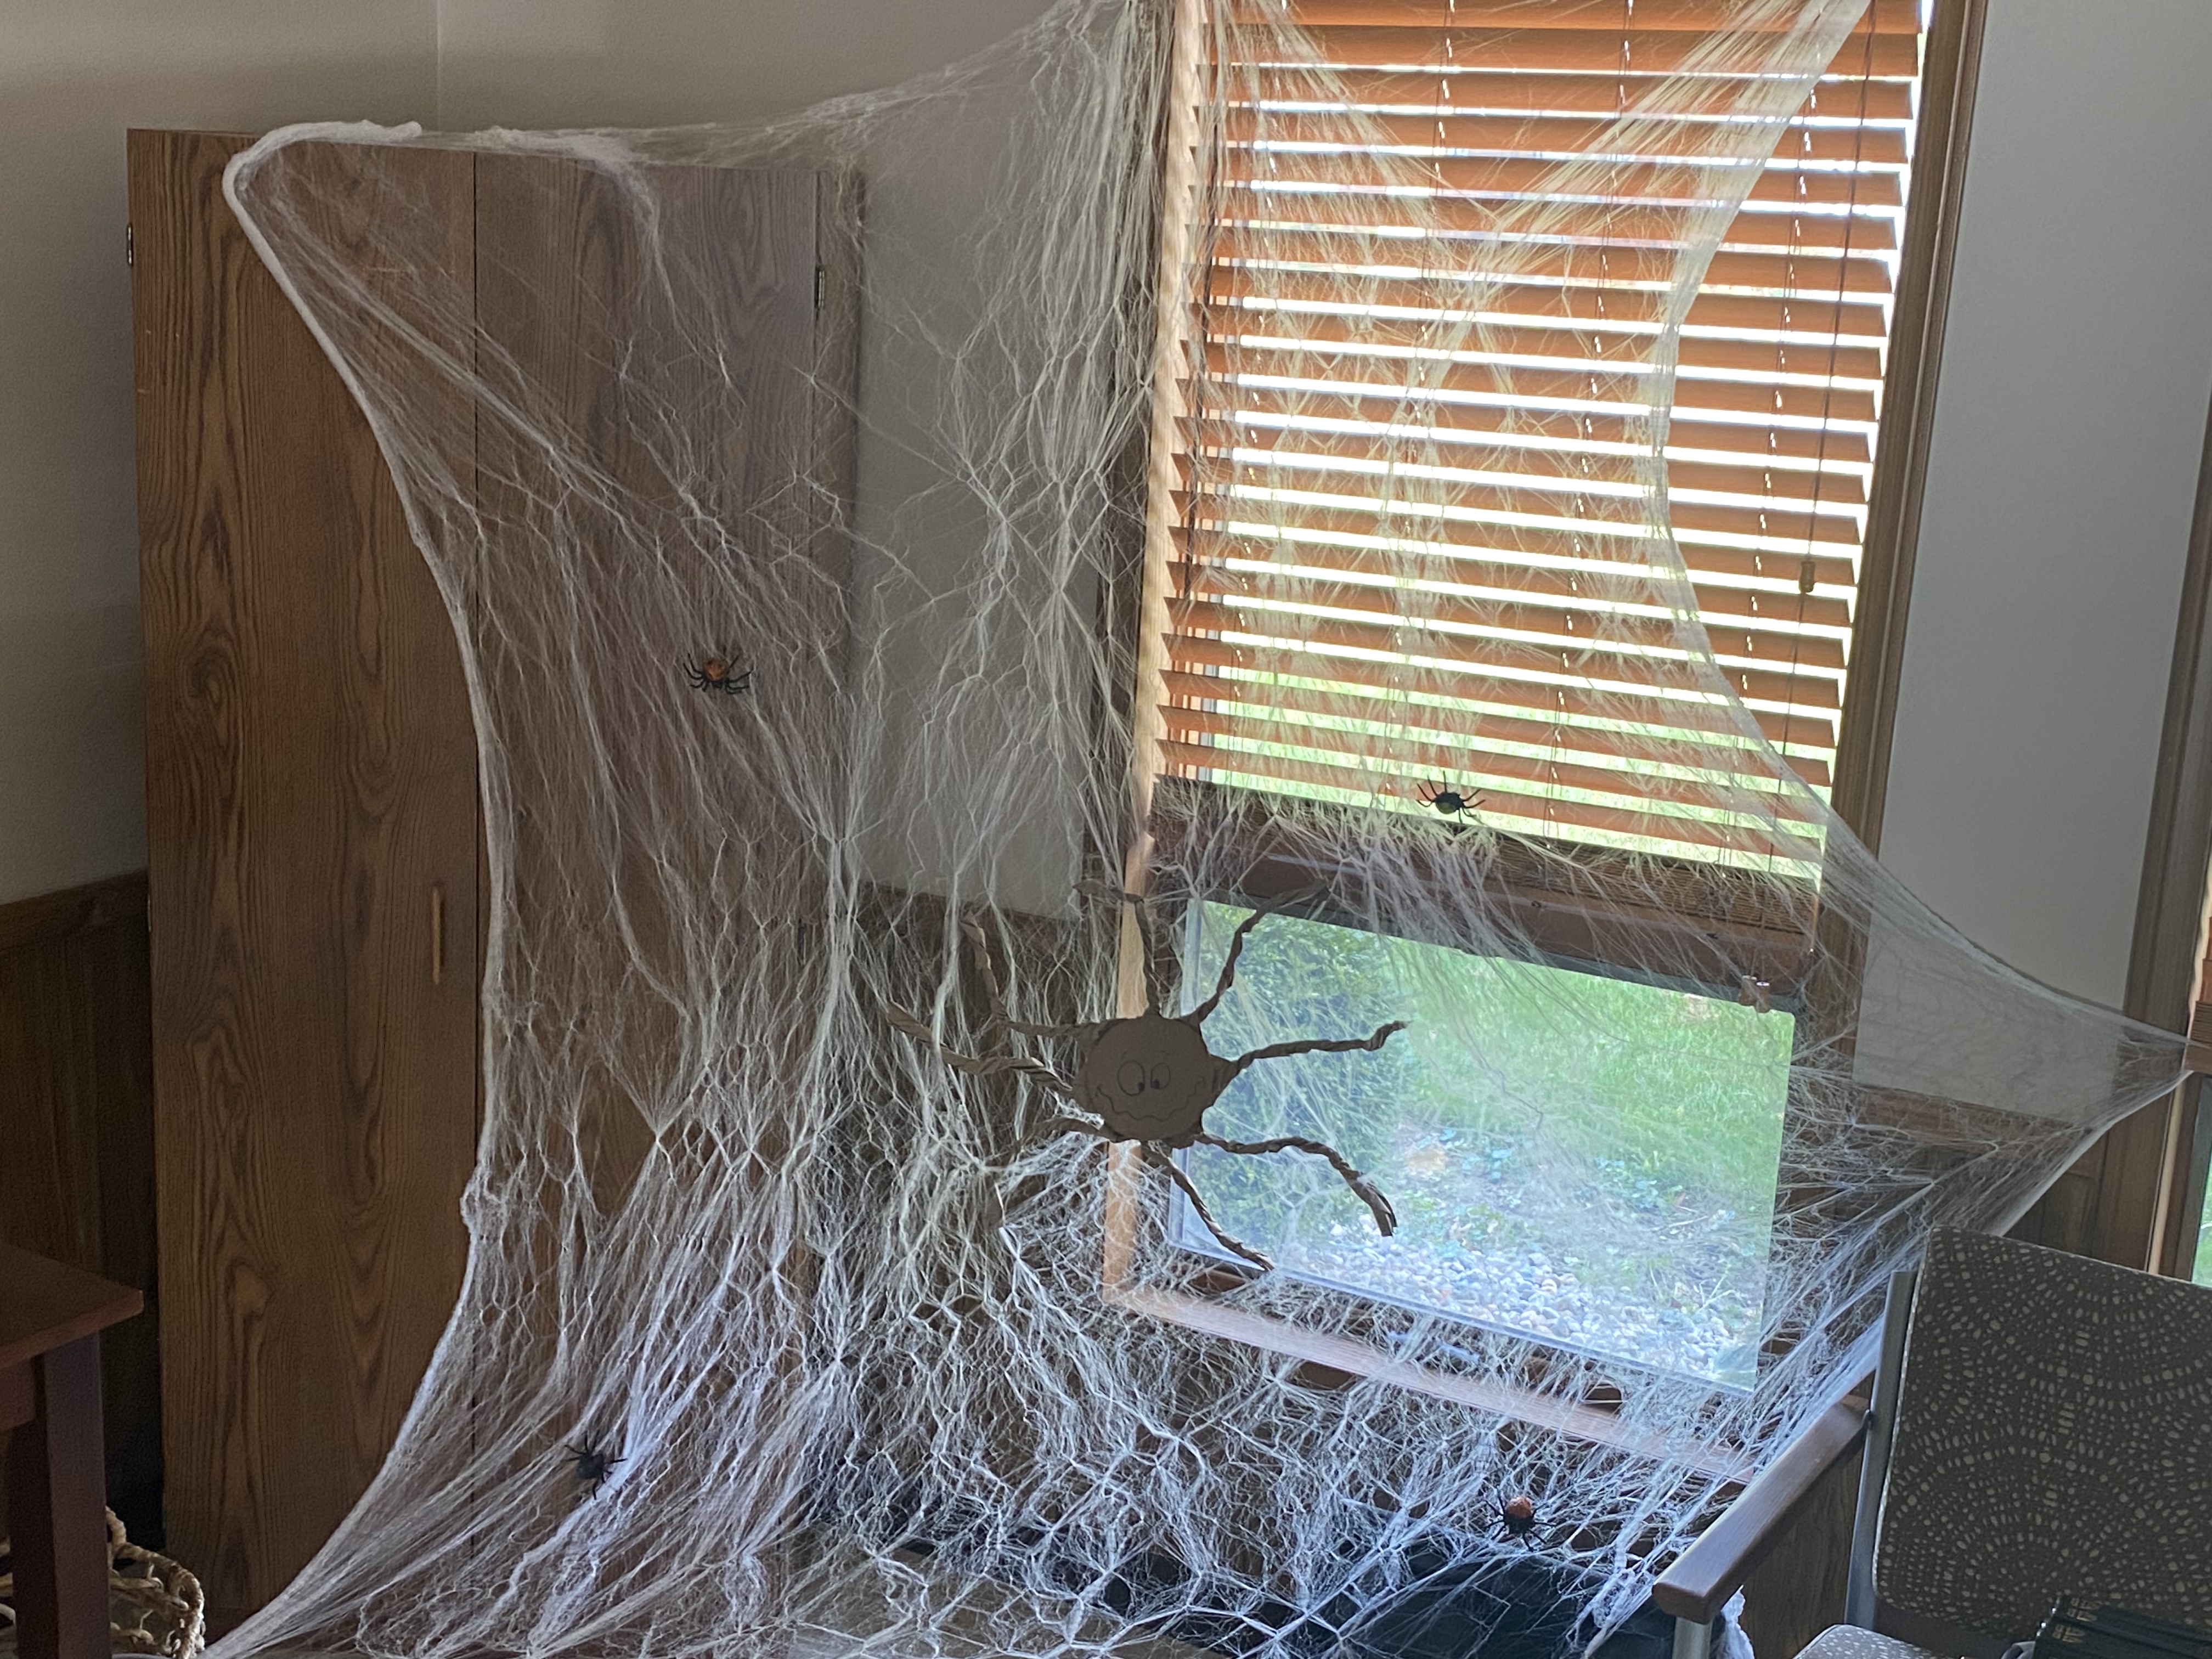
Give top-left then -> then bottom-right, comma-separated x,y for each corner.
212,0 -> 2186,1653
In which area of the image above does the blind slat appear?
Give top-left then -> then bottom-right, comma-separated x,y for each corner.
1184,421 -> 1871,507
1189,386 -> 1876,467
1231,0 -> 1921,33
1180,445 -> 1872,536
1171,593 -> 1849,693
1160,668 -> 1835,787
1163,706 -> 1827,825
1178,486 -> 1867,560
1232,27 -> 1921,77
1165,632 -> 1839,746
1173,519 -> 1862,618
1194,311 -> 1891,381
1177,496 -> 1870,572
1172,522 -> 1862,595
1195,342 -> 1884,423
1223,111 -> 1912,167
1226,154 -> 1905,214
1158,739 -> 1825,861
1180,563 -> 1853,669
1297,70 -> 1916,120
1204,272 -> 1894,341
1210,233 -> 1898,294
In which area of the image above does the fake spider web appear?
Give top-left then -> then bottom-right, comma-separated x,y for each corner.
212,1 -> 2187,1653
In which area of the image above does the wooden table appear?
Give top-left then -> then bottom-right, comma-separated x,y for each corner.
3,1243 -> 142,1659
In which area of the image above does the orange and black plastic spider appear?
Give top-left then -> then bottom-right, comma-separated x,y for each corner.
1494,1493 -> 1538,1543
1417,780 -> 1481,821
685,656 -> 752,695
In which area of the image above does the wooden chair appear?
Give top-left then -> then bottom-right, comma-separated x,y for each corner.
1655,1229 -> 2212,1659
2,1243 -> 142,1659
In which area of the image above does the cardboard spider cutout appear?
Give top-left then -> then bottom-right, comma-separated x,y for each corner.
887,890 -> 1405,1269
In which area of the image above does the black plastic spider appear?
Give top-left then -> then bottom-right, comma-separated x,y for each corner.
1416,780 -> 1481,821
562,1440 -> 624,1494
1736,974 -> 1773,1014
887,885 -> 1404,1271
684,655 -> 752,695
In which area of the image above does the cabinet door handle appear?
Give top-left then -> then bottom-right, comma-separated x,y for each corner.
430,883 -> 447,986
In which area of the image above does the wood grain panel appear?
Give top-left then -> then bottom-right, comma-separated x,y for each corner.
468,152 -> 848,1197
0,940 -> 104,1268
130,129 -> 481,1615
0,874 -> 161,1543
75,910 -> 162,1534
456,152 -> 856,1559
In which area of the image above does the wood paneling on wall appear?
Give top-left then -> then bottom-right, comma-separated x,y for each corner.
0,871 -> 162,1544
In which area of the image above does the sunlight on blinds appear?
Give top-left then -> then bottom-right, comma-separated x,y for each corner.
1163,0 -> 1926,868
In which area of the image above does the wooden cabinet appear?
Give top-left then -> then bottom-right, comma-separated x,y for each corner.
129,128 -> 854,1619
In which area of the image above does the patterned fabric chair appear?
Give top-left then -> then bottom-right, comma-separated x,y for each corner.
1655,1228 -> 2212,1659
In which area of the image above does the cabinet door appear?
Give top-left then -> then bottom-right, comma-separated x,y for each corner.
130,129 -> 481,1618
465,154 -> 852,1206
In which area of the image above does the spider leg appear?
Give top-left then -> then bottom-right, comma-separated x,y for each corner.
957,917 -> 1013,1037
1183,888 -> 1321,1027
884,1002 -> 1081,1102
1141,1144 -> 1273,1272
1075,879 -> 1171,1015
954,917 -> 1086,1040
1223,1019 -> 1408,1080
1194,1131 -> 1397,1237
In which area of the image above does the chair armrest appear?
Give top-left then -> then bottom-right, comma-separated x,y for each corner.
1651,1397 -> 1869,1623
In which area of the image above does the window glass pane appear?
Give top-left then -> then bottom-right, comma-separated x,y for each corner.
1177,901 -> 1792,1388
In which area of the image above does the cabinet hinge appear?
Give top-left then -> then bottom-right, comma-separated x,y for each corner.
126,224 -> 134,268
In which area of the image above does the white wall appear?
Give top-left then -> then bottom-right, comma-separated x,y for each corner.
437,0 -> 1054,129
0,0 -> 439,904
1877,0 -> 2212,1007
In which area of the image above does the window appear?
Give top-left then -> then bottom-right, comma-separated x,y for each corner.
1177,900 -> 1793,1387
1158,0 -> 1922,866
1118,0 -> 1961,1400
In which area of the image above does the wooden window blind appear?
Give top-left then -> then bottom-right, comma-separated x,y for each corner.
1160,0 -> 1926,867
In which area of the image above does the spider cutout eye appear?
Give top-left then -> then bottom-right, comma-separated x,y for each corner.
1148,1063 -> 1172,1092
1118,1060 -> 1147,1095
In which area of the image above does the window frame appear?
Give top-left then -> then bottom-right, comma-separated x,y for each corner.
2069,379 -> 2212,1276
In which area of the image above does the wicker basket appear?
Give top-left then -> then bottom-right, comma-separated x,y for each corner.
0,1510 -> 205,1658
